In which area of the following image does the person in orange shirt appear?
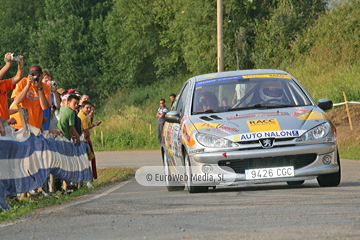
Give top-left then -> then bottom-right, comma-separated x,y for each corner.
11,65 -> 51,130
0,53 -> 24,127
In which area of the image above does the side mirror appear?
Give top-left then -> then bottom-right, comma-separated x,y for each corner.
165,111 -> 181,124
317,98 -> 333,111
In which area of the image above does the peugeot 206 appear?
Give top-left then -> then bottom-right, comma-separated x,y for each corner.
161,69 -> 340,193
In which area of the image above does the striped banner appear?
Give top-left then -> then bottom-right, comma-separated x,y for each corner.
0,127 -> 93,210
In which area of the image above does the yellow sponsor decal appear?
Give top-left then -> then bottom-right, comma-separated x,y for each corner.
192,122 -> 221,130
204,74 -> 218,78
242,74 -> 291,79
296,111 -> 328,120
247,118 -> 281,132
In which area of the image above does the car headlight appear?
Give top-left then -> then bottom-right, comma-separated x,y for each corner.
296,122 -> 331,142
196,133 -> 239,148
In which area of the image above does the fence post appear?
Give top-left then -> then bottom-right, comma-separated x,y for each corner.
150,124 -> 152,136
343,91 -> 353,130
101,131 -> 104,147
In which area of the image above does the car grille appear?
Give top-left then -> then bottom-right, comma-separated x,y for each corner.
218,154 -> 317,174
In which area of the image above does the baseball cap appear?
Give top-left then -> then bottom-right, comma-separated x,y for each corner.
62,94 -> 70,100
29,65 -> 43,75
67,89 -> 81,97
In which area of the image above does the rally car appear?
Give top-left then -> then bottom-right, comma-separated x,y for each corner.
161,69 -> 340,193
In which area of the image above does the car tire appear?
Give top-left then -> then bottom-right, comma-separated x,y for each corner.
317,152 -> 341,187
163,150 -> 185,192
286,180 -> 305,186
184,153 -> 208,194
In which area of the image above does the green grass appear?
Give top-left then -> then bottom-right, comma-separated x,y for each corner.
92,73 -> 187,151
338,145 -> 360,160
0,168 -> 135,222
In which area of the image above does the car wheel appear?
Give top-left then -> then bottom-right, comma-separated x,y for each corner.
163,150 -> 185,192
287,180 -> 305,186
317,152 -> 341,187
184,153 -> 208,194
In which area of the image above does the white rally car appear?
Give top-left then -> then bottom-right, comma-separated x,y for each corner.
161,69 -> 340,193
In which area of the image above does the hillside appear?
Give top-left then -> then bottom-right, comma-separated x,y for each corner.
88,1 -> 360,159
327,104 -> 360,159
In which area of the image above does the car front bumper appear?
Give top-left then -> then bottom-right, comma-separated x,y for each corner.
188,142 -> 339,185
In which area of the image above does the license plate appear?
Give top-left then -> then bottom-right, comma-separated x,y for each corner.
245,166 -> 294,180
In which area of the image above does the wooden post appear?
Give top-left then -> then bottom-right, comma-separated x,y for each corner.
149,124 -> 152,136
94,128 -> 96,136
343,91 -> 353,130
100,131 -> 104,147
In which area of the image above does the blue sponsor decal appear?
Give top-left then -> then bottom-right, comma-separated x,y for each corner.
196,76 -> 244,87
238,130 -> 299,141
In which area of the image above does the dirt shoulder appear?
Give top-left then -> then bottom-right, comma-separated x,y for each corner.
327,104 -> 360,156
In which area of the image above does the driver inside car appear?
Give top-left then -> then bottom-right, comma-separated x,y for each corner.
259,81 -> 284,103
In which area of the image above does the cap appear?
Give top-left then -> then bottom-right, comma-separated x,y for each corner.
57,88 -> 66,95
29,65 -> 43,75
67,89 -> 81,97
62,94 -> 70,100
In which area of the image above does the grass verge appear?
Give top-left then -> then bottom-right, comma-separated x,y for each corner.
0,167 -> 136,223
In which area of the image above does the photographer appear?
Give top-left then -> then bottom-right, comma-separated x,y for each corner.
0,53 -> 24,128
41,69 -> 60,132
11,65 -> 51,131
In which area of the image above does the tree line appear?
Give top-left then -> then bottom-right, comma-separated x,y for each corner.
0,0 -> 328,107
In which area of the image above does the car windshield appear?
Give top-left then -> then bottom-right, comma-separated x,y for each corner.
192,74 -> 312,114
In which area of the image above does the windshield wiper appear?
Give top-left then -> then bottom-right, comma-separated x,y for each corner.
227,104 -> 263,111
228,104 -> 296,111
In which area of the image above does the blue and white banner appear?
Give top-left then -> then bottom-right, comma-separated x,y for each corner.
0,127 -> 93,210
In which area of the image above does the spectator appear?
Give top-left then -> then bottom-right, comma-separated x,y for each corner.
0,54 -> 24,127
156,99 -> 168,144
57,94 -> 83,191
57,94 -> 81,145
41,69 -> 60,131
10,65 -> 50,196
11,65 -> 51,131
169,93 -> 176,107
0,53 -> 13,79
11,65 -> 50,129
232,83 -> 247,105
79,94 -> 89,106
78,100 -> 101,179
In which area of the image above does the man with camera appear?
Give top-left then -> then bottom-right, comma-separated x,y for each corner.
11,65 -> 51,132
0,53 -> 24,131
41,69 -> 60,132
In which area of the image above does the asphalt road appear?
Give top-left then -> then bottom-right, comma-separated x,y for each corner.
1,150 -> 360,240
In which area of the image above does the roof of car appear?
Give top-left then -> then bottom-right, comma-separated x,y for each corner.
192,69 -> 289,83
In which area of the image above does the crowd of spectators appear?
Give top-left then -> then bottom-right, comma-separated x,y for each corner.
0,53 -> 101,196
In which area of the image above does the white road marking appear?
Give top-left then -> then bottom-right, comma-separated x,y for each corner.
0,180 -> 132,228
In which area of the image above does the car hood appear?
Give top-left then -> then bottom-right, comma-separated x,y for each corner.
186,106 -> 329,142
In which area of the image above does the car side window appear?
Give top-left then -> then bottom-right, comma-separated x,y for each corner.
174,83 -> 189,117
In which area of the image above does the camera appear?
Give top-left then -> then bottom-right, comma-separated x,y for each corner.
50,80 -> 57,86
32,76 -> 39,82
10,53 -> 20,62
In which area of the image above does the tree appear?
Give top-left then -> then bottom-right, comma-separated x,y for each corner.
27,0 -> 112,105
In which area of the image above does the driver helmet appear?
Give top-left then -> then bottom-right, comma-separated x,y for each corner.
199,91 -> 218,111
259,81 -> 283,101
